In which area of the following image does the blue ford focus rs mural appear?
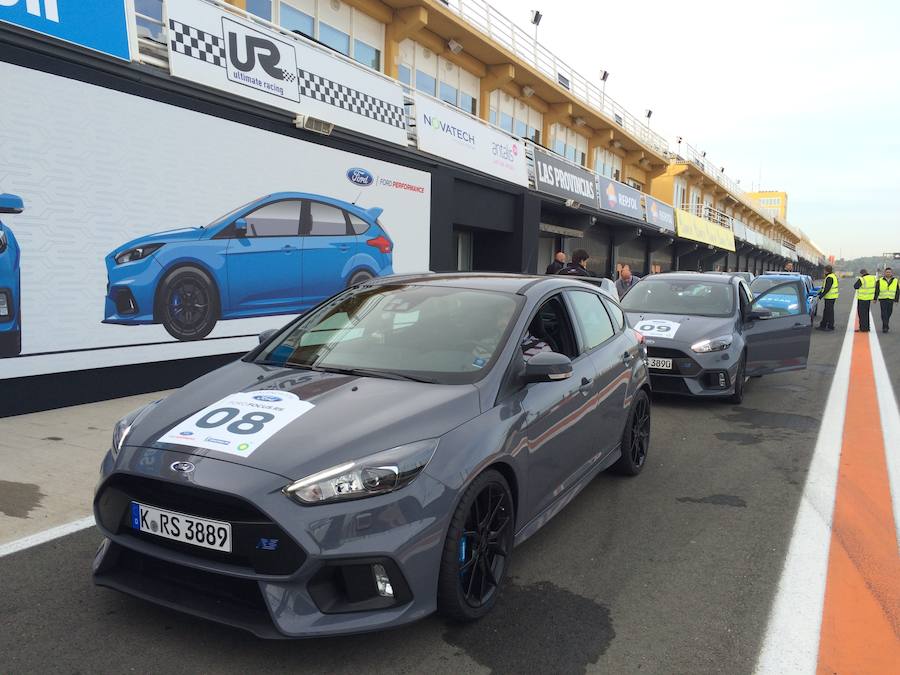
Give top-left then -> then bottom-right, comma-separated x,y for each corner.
103,193 -> 393,341
0,193 -> 24,358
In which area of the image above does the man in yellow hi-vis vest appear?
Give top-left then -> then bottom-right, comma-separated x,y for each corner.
853,268 -> 877,332
875,266 -> 898,333
817,265 -> 839,331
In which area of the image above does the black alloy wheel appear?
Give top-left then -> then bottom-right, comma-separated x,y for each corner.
727,352 -> 747,404
157,266 -> 218,341
437,470 -> 514,621
613,389 -> 651,475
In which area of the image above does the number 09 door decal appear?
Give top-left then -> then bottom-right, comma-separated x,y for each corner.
634,319 -> 681,339
157,390 -> 314,456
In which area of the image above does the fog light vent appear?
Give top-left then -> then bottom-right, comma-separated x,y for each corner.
373,563 -> 393,598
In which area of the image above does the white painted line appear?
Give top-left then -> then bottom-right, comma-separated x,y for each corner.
0,515 -> 96,558
868,329 -> 900,547
754,300 -> 856,675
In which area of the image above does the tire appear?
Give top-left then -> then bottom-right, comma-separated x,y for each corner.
347,269 -> 375,288
156,266 -> 219,341
612,389 -> 651,476
727,352 -> 747,404
437,469 -> 514,622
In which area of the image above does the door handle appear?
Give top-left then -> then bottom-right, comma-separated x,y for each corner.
622,351 -> 634,365
579,376 -> 593,395
282,244 -> 296,252
336,244 -> 350,252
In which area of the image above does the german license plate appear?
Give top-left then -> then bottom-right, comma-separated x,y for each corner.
647,357 -> 673,370
130,501 -> 231,552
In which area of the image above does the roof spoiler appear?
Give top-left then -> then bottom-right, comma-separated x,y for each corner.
366,207 -> 383,220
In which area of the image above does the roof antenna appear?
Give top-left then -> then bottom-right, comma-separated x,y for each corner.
352,190 -> 362,205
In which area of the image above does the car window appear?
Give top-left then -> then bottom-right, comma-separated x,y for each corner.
523,295 -> 578,360
347,213 -> 370,235
244,200 -> 301,237
602,297 -> 625,330
307,201 -> 349,236
567,290 -> 615,351
739,282 -> 752,315
752,281 -> 803,317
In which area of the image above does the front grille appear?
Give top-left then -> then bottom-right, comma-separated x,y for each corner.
96,474 -> 306,576
647,346 -> 701,377
649,375 -> 691,394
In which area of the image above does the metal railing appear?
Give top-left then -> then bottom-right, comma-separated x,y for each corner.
680,203 -> 734,230
672,141 -> 768,216
437,0 -> 669,154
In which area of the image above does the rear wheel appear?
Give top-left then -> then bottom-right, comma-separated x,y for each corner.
437,470 -> 514,622
156,266 -> 218,341
612,389 -> 651,476
347,269 -> 374,288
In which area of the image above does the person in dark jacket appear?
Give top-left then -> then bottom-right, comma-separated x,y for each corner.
545,251 -> 567,275
874,267 -> 898,333
817,265 -> 839,331
557,249 -> 596,277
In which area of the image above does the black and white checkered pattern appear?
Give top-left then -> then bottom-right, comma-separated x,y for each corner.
298,70 -> 405,129
169,19 -> 226,67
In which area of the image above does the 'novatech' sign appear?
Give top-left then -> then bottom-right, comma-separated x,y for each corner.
0,0 -> 131,60
533,146 -> 598,207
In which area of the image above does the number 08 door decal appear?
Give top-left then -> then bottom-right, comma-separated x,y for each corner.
157,390 -> 314,456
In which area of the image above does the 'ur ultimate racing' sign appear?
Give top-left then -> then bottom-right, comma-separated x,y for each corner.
532,146 -> 598,207
165,0 -> 407,145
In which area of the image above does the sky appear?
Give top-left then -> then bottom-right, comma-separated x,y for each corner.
484,0 -> 900,259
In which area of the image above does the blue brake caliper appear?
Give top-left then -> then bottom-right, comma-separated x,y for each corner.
458,536 -> 467,568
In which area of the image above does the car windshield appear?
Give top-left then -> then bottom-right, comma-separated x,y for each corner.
620,279 -> 735,317
254,284 -> 522,384
205,198 -> 260,228
751,277 -> 798,294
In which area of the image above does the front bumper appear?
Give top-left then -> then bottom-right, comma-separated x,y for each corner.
646,345 -> 741,397
103,258 -> 163,324
93,446 -> 453,638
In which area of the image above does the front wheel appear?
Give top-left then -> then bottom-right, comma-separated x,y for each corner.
156,266 -> 218,341
437,470 -> 514,622
612,389 -> 651,476
727,353 -> 746,404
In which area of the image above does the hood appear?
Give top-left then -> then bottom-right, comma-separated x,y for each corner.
126,360 -> 481,480
109,227 -> 205,256
624,312 -> 736,347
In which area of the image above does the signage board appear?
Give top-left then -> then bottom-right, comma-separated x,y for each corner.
0,0 -> 130,60
596,175 -> 643,220
414,94 -> 528,187
532,146 -> 598,207
165,0 -> 408,145
644,195 -> 676,233
675,209 -> 736,251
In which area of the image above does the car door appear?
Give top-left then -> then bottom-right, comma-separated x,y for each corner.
224,200 -> 302,314
565,289 -> 631,455
301,201 -> 356,306
518,294 -> 600,523
743,280 -> 812,375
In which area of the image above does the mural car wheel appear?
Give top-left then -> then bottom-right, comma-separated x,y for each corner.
157,266 -> 218,341
347,269 -> 375,288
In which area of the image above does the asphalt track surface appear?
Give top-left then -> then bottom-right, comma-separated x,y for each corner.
0,286 -> 894,674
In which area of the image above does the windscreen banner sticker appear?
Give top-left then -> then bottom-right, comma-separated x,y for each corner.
157,390 -> 314,456
634,319 -> 681,339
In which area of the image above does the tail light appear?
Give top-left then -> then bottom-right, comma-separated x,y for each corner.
366,235 -> 392,254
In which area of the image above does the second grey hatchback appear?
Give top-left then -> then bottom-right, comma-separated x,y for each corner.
93,273 -> 650,637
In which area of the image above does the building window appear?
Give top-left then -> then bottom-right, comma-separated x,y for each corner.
551,124 -> 588,166
499,112 -> 514,133
400,40 -> 478,115
459,92 -> 477,115
135,0 -> 164,42
416,69 -> 437,96
247,0 -> 273,21
319,21 -> 350,55
280,2 -> 313,37
627,178 -> 643,191
353,40 -> 380,70
488,90 -> 542,140
440,81 -> 458,106
398,64 -> 411,86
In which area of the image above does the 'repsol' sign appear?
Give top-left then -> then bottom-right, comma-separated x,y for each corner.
532,146 -> 598,207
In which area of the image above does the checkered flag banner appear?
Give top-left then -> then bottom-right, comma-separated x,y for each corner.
299,70 -> 405,129
169,19 -> 226,67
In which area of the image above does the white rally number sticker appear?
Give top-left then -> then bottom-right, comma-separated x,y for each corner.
157,390 -> 314,457
634,319 -> 681,339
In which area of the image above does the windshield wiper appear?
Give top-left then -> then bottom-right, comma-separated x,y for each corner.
315,366 -> 437,384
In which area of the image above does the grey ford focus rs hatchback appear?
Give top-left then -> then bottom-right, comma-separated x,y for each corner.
93,273 -> 651,638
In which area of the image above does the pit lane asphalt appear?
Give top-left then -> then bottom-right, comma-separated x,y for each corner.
0,288 -> 863,675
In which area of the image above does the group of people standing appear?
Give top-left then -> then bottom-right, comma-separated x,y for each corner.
544,250 -> 639,299
852,267 -> 897,333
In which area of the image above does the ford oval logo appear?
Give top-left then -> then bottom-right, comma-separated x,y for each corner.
252,394 -> 282,402
346,167 -> 374,186
170,461 -> 195,474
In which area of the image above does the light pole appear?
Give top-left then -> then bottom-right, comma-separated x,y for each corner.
530,10 -> 542,42
600,69 -> 609,108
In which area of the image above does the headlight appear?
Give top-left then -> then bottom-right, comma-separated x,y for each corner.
283,439 -> 438,505
691,334 -> 734,353
111,398 -> 164,458
115,243 -> 163,265
0,229 -> 7,254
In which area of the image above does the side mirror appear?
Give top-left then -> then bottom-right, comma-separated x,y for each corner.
0,193 -> 24,214
747,308 -> 773,321
258,328 -> 278,344
523,351 -> 573,384
234,218 -> 248,236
